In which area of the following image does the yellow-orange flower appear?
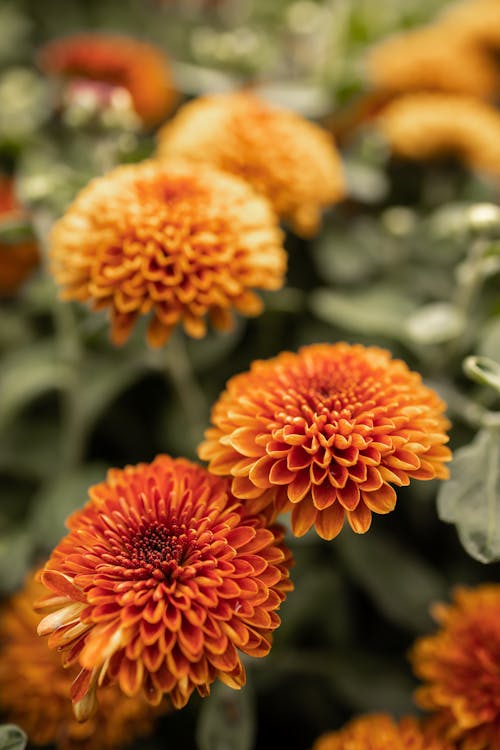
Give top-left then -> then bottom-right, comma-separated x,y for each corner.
0,177 -> 39,296
38,33 -> 177,125
0,576 -> 165,750
50,160 -> 286,347
36,455 -> 293,718
367,26 -> 499,99
439,0 -> 500,52
377,93 -> 500,176
156,91 -> 345,237
198,343 -> 451,540
312,714 -> 455,750
410,584 -> 500,750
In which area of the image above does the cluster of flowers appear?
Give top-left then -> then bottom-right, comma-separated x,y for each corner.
0,16 -> 499,750
342,0 -> 500,179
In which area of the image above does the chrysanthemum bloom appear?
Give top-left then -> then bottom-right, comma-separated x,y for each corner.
367,26 -> 499,99
439,0 -> 500,53
38,33 -> 177,126
199,343 -> 451,540
0,576 -> 165,750
410,584 -> 500,750
156,92 -> 345,237
50,160 -> 286,347
377,93 -> 500,177
0,177 -> 39,296
312,714 -> 455,750
36,455 -> 293,718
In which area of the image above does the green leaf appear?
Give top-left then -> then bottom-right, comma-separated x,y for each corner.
196,682 -> 255,750
0,725 -> 27,750
463,355 -> 500,394
478,317 -> 500,360
405,303 -> 465,345
336,529 -> 446,632
438,428 -> 500,563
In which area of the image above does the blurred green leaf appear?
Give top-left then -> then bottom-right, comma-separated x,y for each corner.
463,356 -> 500,394
0,725 -> 27,750
0,528 -> 32,594
438,428 -> 500,563
196,683 -> 255,750
0,416 -> 60,480
405,303 -> 465,345
336,529 -> 446,632
477,317 -> 500,360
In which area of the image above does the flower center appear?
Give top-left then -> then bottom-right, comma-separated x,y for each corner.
120,522 -> 197,580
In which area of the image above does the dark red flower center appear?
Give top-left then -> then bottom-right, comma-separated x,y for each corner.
117,522 -> 198,580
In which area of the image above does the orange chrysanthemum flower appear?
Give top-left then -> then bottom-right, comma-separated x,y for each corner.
312,714 -> 455,750
367,26 -> 499,99
439,0 -> 500,52
39,33 -> 177,125
36,455 -> 293,719
0,177 -> 39,296
410,584 -> 500,750
0,576 -> 165,750
377,93 -> 500,176
156,92 -> 345,237
50,160 -> 286,347
199,343 -> 451,540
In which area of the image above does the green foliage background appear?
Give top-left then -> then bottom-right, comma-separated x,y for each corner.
0,1 -> 499,749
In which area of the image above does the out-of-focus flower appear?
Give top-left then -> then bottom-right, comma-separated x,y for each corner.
439,0 -> 500,52
377,93 -> 500,177
0,177 -> 39,295
198,343 -> 451,540
36,455 -> 293,717
156,91 -> 345,237
50,160 -> 285,347
367,27 -> 499,99
38,33 -> 177,126
0,576 -> 165,750
410,584 -> 500,750
312,714 -> 455,750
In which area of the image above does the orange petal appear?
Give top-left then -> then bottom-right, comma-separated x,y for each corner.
347,502 -> 372,534
315,503 -> 345,540
291,499 -> 317,537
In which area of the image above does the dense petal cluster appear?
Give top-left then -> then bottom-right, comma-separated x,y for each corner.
0,576 -> 164,750
199,343 -> 451,540
38,33 -> 177,125
50,160 -> 286,346
312,714 -> 455,750
410,584 -> 500,750
367,26 -> 499,99
377,93 -> 500,176
156,91 -> 345,237
36,455 -> 293,717
0,177 -> 39,295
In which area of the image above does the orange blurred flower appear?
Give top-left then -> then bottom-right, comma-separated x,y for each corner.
377,93 -> 500,176
156,91 -> 345,237
367,26 -> 499,99
36,455 -> 293,718
439,0 -> 500,52
410,584 -> 500,750
0,576 -> 165,750
50,160 -> 286,347
199,343 -> 451,540
0,177 -> 39,296
312,714 -> 455,750
39,33 -> 177,125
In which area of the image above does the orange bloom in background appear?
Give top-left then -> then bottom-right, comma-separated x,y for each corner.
439,0 -> 500,52
312,714 -> 455,750
36,455 -> 293,718
39,33 -> 177,125
50,160 -> 286,347
377,93 -> 500,177
156,91 -> 345,237
0,576 -> 165,750
0,177 -> 39,296
199,343 -> 451,540
410,584 -> 500,750
367,26 -> 500,99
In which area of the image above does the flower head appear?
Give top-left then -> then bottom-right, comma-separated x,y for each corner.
377,93 -> 500,176
410,584 -> 500,750
0,576 -> 165,750
156,91 -> 345,237
367,26 -> 499,99
38,33 -> 177,125
312,714 -> 454,750
50,160 -> 286,347
36,455 -> 293,718
0,177 -> 39,296
199,343 -> 451,540
439,0 -> 500,52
